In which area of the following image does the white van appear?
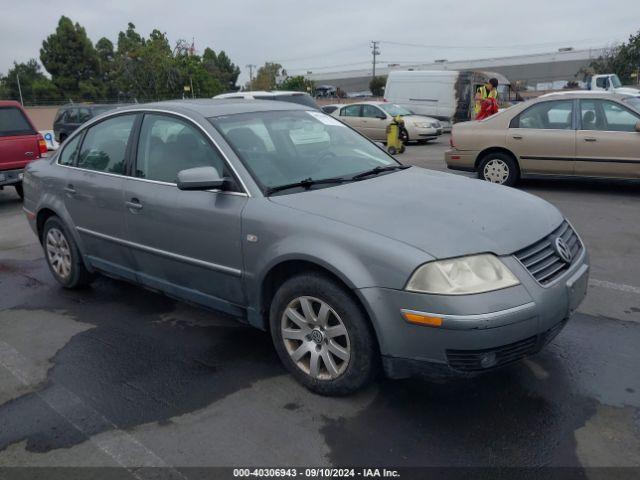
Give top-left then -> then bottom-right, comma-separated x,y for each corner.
384,70 -> 512,130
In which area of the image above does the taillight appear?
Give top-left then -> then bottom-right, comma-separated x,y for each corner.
37,134 -> 48,157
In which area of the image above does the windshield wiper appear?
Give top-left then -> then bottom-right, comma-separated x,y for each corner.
350,164 -> 410,181
266,177 -> 347,195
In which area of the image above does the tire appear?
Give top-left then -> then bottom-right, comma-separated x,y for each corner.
399,145 -> 406,154
42,216 -> 94,289
270,272 -> 377,396
14,183 -> 23,199
399,127 -> 409,143
478,152 -> 519,187
387,146 -> 397,155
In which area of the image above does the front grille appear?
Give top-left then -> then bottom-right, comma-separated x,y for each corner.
446,321 -> 567,372
514,221 -> 582,285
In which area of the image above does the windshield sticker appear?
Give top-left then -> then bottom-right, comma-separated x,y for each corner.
306,111 -> 346,127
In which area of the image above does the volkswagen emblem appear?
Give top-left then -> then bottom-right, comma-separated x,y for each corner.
554,237 -> 573,264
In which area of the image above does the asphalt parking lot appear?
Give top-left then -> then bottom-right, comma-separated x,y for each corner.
0,137 -> 639,474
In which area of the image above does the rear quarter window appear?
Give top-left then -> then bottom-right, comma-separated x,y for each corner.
0,107 -> 35,137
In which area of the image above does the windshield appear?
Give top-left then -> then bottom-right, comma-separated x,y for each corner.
622,96 -> 640,112
210,110 -> 398,192
380,103 -> 412,116
611,75 -> 623,88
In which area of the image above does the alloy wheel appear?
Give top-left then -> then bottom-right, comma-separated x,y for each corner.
46,228 -> 72,280
483,158 -> 510,184
280,296 -> 351,380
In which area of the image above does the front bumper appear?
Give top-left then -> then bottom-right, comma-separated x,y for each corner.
0,169 -> 24,187
359,248 -> 589,378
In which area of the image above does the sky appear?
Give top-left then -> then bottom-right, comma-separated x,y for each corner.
1,0 -> 638,84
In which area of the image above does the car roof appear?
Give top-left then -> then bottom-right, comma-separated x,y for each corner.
113,98 -> 311,117
215,91 -> 311,98
0,100 -> 23,108
536,91 -> 631,101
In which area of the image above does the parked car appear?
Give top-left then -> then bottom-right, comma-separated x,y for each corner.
446,92 -> 640,186
53,104 -> 121,143
23,99 -> 589,395
331,101 -> 442,143
214,90 -> 319,109
0,100 -> 47,199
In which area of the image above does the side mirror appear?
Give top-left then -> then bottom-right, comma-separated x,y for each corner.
177,166 -> 226,191
635,121 -> 640,133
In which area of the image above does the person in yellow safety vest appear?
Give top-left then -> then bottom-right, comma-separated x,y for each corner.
474,77 -> 499,118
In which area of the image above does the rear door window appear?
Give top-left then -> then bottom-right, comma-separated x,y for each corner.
77,114 -> 136,174
0,107 -> 35,137
340,105 -> 361,117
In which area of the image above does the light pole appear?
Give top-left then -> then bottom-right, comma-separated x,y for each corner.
370,41 -> 380,78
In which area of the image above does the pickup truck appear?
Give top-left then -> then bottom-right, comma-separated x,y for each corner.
587,74 -> 640,96
0,101 -> 47,199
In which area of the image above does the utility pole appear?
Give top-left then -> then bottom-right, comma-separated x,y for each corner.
16,73 -> 24,106
370,41 -> 380,78
246,64 -> 256,89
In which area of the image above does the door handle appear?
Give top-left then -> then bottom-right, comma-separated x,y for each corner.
584,137 -> 597,142
511,135 -> 523,140
64,185 -> 76,195
125,198 -> 143,212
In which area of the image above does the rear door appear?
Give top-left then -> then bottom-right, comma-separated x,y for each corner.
338,104 -> 363,133
62,113 -> 138,278
506,99 -> 576,175
575,99 -> 640,178
0,105 -> 39,174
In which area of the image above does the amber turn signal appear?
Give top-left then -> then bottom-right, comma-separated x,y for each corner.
401,311 -> 443,327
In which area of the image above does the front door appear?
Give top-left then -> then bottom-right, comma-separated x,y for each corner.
62,113 -> 138,279
507,99 -> 576,175
123,113 -> 247,313
575,99 -> 640,178
360,104 -> 389,141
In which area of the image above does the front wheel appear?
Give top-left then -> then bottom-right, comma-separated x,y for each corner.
478,153 -> 519,187
270,273 -> 377,395
43,216 -> 94,288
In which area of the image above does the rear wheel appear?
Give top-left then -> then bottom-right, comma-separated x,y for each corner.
43,216 -> 94,288
270,272 -> 377,395
478,152 -> 519,187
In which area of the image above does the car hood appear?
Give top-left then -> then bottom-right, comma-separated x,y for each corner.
270,167 -> 563,259
615,87 -> 640,96
402,114 -> 438,124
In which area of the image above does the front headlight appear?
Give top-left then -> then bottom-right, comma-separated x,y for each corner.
412,122 -> 432,128
432,122 -> 441,128
406,254 -> 520,295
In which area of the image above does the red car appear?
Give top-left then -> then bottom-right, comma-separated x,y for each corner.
0,100 -> 47,199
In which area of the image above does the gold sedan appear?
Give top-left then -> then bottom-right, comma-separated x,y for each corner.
446,92 -> 640,186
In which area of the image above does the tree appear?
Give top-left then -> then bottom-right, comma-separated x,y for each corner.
1,59 -> 60,103
95,37 -> 118,98
369,76 -> 386,97
278,75 -> 314,93
40,16 -> 100,99
202,48 -> 240,91
587,30 -> 640,84
252,62 -> 284,90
